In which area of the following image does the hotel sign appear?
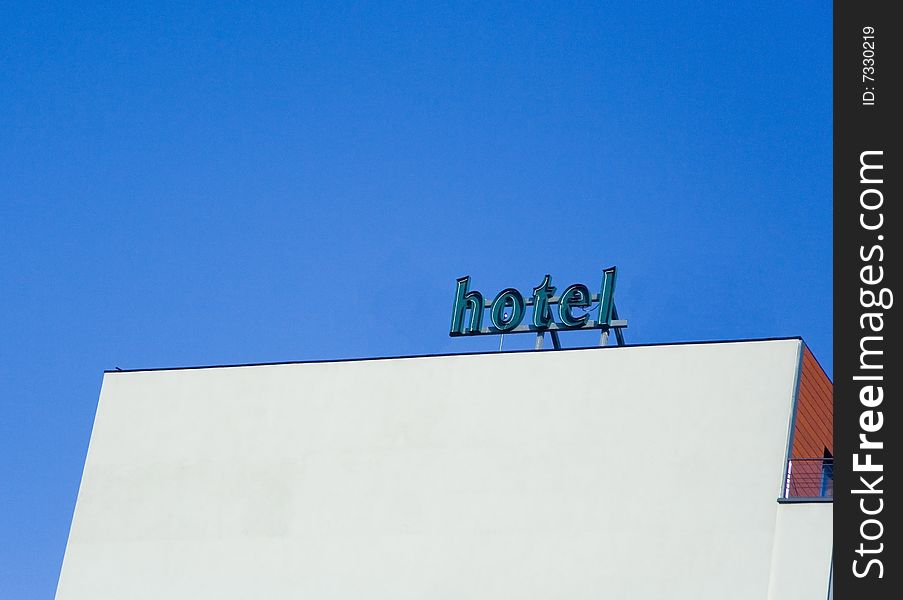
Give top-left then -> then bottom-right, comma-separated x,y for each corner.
450,267 -> 627,346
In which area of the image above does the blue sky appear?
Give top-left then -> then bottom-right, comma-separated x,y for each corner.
1,2 -> 830,597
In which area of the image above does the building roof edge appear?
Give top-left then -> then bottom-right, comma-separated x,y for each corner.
104,336 -> 806,375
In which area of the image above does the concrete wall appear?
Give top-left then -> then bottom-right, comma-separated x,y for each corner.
767,503 -> 833,600
57,339 -> 825,599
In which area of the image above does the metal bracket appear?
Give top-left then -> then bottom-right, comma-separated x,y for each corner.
599,304 -> 626,347
534,330 -> 563,350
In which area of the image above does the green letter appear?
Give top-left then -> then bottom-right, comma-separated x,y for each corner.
490,288 -> 526,331
597,267 -> 618,325
559,284 -> 591,327
531,274 -> 556,328
450,276 -> 484,335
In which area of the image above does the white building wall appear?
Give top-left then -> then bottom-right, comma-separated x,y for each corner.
57,339 -> 826,599
767,503 -> 833,600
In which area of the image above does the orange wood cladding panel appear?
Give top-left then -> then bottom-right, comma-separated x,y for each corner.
791,345 -> 833,459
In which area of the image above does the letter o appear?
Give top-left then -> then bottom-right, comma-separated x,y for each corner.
860,518 -> 884,541
491,289 -> 526,331
860,189 -> 884,210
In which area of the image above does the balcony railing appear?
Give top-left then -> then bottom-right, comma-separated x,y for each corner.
783,457 -> 833,499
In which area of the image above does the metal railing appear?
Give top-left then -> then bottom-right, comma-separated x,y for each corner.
783,457 -> 833,499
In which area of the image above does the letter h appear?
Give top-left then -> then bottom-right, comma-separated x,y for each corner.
450,276 -> 484,335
